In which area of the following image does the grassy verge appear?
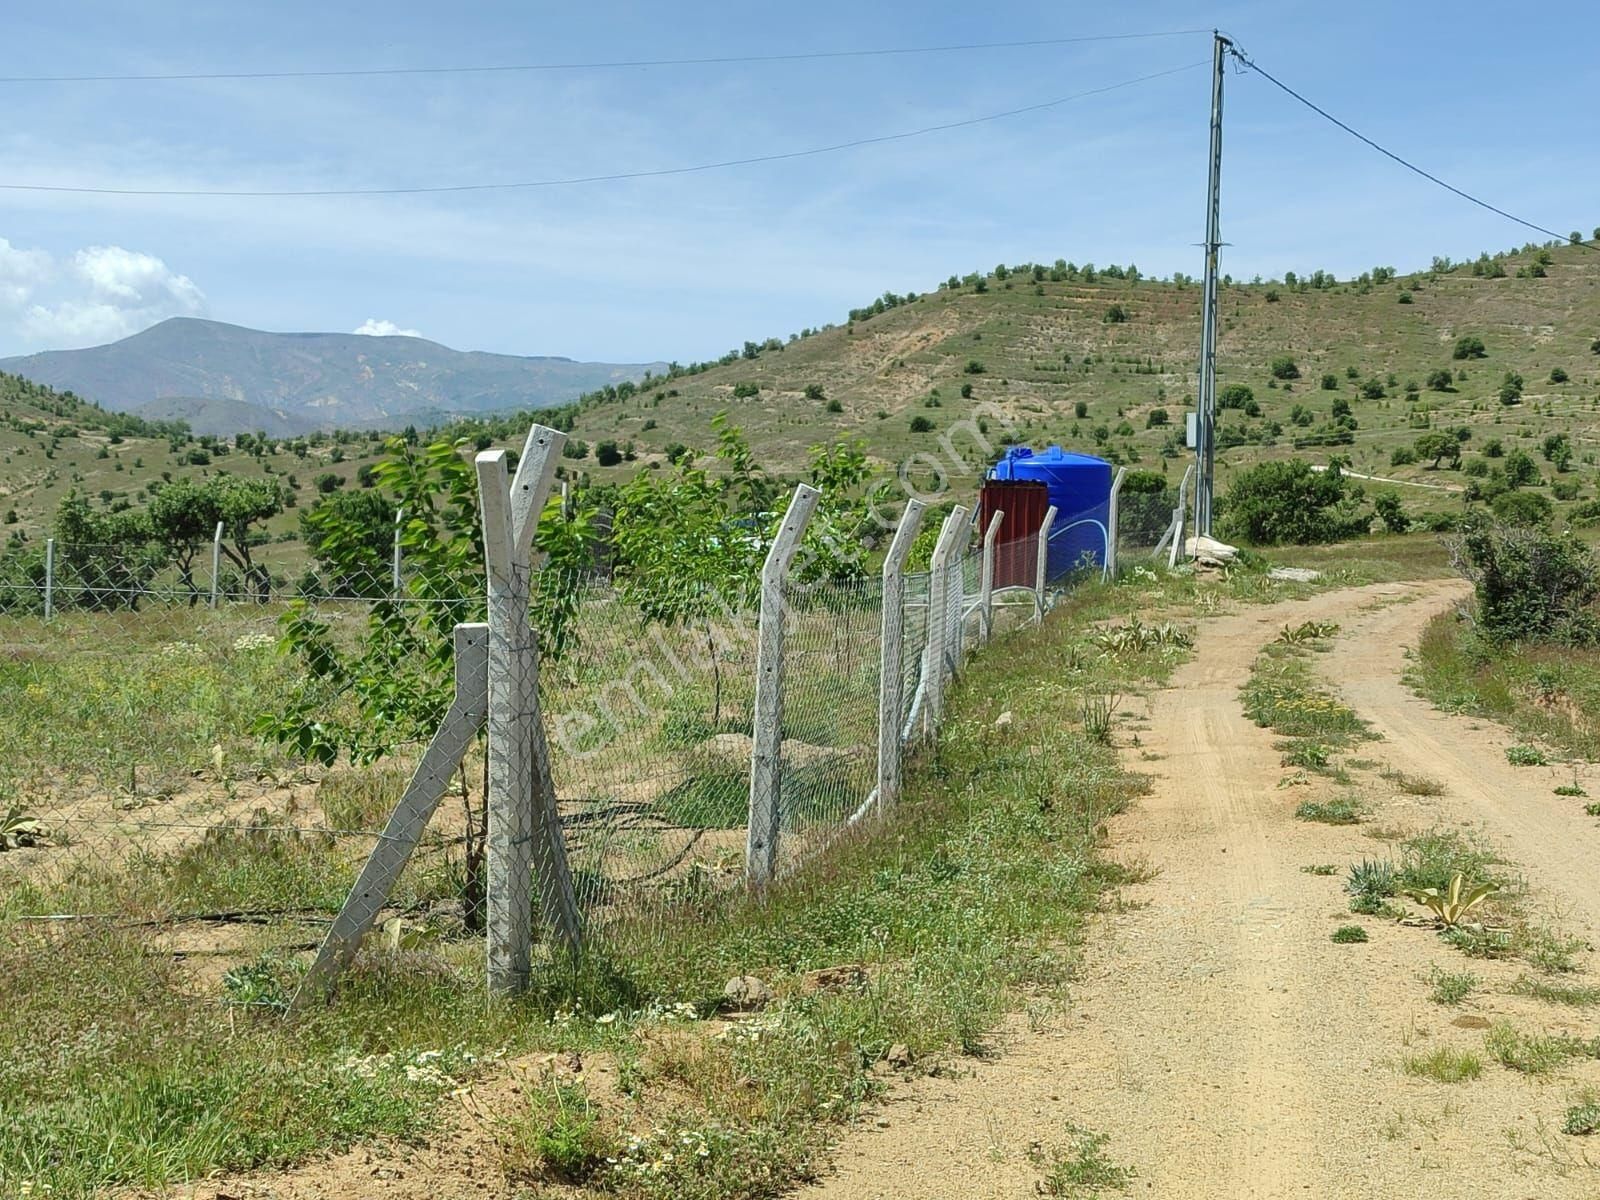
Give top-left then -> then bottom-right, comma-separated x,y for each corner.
0,568 -> 1196,1199
1407,609 -> 1600,763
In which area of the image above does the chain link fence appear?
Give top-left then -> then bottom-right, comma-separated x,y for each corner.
2,485 -> 1128,1000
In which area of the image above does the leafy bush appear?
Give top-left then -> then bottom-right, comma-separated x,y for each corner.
1332,925 -> 1369,944
1498,371 -> 1524,405
1448,519 -> 1600,644
1390,446 -> 1419,467
1320,372 -> 1338,390
908,415 -> 935,433
964,359 -> 985,375
803,383 -> 825,400
1453,335 -> 1487,360
1103,303 -> 1128,323
1490,490 -> 1553,527
1426,368 -> 1454,391
1269,355 -> 1301,380
1360,377 -> 1386,399
1216,459 -> 1368,545
1550,367 -> 1570,383
1219,383 -> 1254,410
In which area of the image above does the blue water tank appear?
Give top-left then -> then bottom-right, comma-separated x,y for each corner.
988,446 -> 1113,579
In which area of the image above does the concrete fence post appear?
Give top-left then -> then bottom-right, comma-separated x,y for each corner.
746,483 -> 820,889
1106,466 -> 1127,580
43,537 -> 55,621
876,499 -> 925,815
392,506 -> 405,595
1033,505 -> 1059,623
208,521 -> 224,609
924,505 -> 969,735
477,424 -> 581,994
979,509 -> 1003,645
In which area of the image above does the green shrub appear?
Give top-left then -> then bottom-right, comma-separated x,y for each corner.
1332,925 -> 1369,943
1453,335 -> 1487,360
909,415 -> 935,433
1217,459 -> 1369,545
1450,519 -> 1600,644
1490,490 -> 1553,527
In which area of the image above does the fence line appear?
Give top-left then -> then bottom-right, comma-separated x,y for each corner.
1,452 -> 1156,1004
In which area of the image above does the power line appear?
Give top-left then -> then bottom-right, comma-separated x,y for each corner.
0,29 -> 1213,84
0,60 -> 1208,198
1230,45 -> 1595,251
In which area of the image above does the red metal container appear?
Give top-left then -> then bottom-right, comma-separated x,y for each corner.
978,479 -> 1049,589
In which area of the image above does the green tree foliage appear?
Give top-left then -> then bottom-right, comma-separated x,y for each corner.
909,415 -> 935,433
1320,373 -> 1338,391
1217,459 -> 1368,545
1103,304 -> 1128,324
1503,448 -> 1540,488
1550,367 -> 1569,383
1269,355 -> 1301,380
1451,519 -> 1599,644
1373,492 -> 1410,534
1360,377 -> 1386,400
1498,371 -> 1524,405
594,440 -> 622,467
1453,335 -> 1487,360
1414,431 -> 1462,469
1490,490 -> 1554,527
1219,384 -> 1254,410
299,488 -> 395,597
1426,368 -> 1454,392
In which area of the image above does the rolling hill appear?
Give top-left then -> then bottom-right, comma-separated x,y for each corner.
3,237 -> 1599,555
0,317 -> 666,435
552,239 -> 1600,524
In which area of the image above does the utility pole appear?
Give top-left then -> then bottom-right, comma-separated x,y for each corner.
1193,31 -> 1230,541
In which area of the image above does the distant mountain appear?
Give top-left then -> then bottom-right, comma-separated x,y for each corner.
0,318 -> 666,435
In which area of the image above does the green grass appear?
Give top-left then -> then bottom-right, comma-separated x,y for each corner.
1409,612 -> 1600,762
1511,975 -> 1600,1007
1564,1092 -> 1600,1136
1332,924 -> 1370,944
1027,1124 -> 1136,1197
1296,797 -> 1368,825
1485,1024 -> 1577,1075
1403,1046 -> 1483,1083
0,563 -> 1187,1199
1426,966 -> 1478,1006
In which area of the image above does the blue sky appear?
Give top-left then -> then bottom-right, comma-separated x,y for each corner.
2,1 -> 1596,362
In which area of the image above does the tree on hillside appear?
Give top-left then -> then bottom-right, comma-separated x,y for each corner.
1414,432 -> 1462,470
1453,335 -> 1487,360
1449,518 -> 1598,644
1425,368 -> 1454,392
52,490 -> 158,609
1268,355 -> 1300,380
1216,459 -> 1368,546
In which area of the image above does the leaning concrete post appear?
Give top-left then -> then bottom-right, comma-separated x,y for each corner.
392,506 -> 405,596
979,508 -> 1003,645
876,499 -> 925,814
477,425 -> 581,994
925,505 -> 969,733
293,623 -> 490,1008
1034,505 -> 1058,623
1106,467 -> 1127,580
43,537 -> 55,621
745,483 -> 820,889
207,521 -> 224,609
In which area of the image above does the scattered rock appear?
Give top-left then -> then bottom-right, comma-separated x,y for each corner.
1185,535 -> 1239,565
722,974 -> 773,1010
994,710 -> 1014,731
885,1042 -> 914,1068
1268,566 -> 1323,583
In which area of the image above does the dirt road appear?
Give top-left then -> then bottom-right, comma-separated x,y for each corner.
802,579 -> 1600,1199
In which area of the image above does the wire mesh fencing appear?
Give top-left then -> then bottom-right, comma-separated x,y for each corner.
1,493 -> 1109,1002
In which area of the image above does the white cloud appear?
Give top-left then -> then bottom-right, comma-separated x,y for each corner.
0,238 -> 54,310
8,240 -> 205,349
352,318 -> 423,338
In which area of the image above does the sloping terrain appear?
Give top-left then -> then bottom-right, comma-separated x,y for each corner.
0,317 -> 665,431
799,582 -> 1600,1199
562,241 -> 1600,523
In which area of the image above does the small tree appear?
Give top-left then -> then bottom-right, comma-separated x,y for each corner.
1219,383 -> 1254,410
1453,335 -> 1487,360
1360,377 -> 1386,400
1426,368 -> 1454,392
1320,373 -> 1338,391
1103,303 -> 1128,324
1503,448 -> 1540,489
1373,492 -> 1409,534
1216,459 -> 1368,545
909,415 -> 935,433
1449,518 -> 1599,644
594,440 -> 622,467
1269,355 -> 1301,380
1497,371 -> 1524,405
1414,431 -> 1461,469
803,383 -> 825,400
1550,366 -> 1569,383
